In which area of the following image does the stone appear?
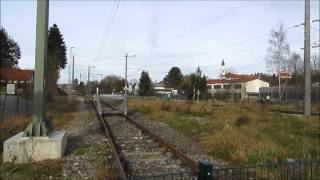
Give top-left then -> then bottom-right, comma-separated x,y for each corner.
3,131 -> 67,164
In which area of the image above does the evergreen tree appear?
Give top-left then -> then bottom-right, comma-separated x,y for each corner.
0,27 -> 21,68
138,71 -> 153,96
48,24 -> 67,74
163,67 -> 183,89
47,24 -> 67,97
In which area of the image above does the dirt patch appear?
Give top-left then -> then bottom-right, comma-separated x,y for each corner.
0,97 -> 113,179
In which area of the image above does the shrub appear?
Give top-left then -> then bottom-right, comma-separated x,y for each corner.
234,115 -> 250,127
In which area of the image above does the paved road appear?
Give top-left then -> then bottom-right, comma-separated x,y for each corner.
0,95 -> 33,121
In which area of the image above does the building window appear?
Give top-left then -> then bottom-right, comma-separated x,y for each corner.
224,84 -> 231,89
207,85 -> 212,90
214,85 -> 221,89
234,84 -> 241,89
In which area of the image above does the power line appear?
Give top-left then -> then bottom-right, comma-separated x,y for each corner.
156,0 -> 254,48
96,0 -> 120,61
140,25 -> 315,70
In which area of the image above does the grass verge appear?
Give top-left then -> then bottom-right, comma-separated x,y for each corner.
128,98 -> 320,165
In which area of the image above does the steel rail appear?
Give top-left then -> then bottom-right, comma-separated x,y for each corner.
90,100 -> 127,179
101,101 -> 199,175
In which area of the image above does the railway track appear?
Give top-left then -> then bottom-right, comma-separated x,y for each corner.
92,96 -> 198,179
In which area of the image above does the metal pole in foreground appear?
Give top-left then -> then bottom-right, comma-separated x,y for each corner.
123,53 -> 135,115
71,53 -> 75,96
304,0 -> 311,116
25,0 -> 52,136
124,54 -> 128,115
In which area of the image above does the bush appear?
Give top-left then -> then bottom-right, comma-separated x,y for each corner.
234,115 -> 250,127
161,101 -> 171,111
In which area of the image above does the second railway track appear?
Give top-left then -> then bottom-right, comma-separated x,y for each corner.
93,97 -> 198,179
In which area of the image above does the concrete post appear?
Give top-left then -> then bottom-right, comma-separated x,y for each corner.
304,0 -> 311,116
24,0 -> 52,136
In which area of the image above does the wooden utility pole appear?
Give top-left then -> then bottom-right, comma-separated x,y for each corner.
304,0 -> 311,116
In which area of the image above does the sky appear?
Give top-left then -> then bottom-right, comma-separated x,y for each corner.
1,0 -> 319,84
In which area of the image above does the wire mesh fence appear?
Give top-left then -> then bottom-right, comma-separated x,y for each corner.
212,159 -> 320,180
0,93 -> 33,121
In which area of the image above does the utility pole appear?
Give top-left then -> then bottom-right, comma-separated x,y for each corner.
304,0 -> 311,116
124,53 -> 135,115
68,47 -> 74,97
25,0 -> 51,136
87,65 -> 95,95
95,73 -> 103,82
71,53 -> 75,96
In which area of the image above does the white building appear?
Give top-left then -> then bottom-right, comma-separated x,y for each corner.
207,60 -> 269,100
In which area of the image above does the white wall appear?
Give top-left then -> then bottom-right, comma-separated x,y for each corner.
245,79 -> 269,93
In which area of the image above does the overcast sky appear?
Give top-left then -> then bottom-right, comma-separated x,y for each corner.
1,0 -> 319,83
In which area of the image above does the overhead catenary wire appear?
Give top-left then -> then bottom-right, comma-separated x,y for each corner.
128,32 -> 314,77
96,0 -> 120,61
139,24 -> 317,70
156,0 -> 254,48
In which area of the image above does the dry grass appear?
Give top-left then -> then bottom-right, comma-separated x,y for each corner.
271,103 -> 320,113
0,96 -> 80,152
128,98 -> 320,165
0,114 -> 32,152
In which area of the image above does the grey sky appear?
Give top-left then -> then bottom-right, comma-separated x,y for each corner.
1,0 -> 319,83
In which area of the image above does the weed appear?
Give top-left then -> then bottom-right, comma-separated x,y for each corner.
71,144 -> 90,156
234,115 -> 250,127
128,98 -> 320,164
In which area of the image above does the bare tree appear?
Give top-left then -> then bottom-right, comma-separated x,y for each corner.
311,53 -> 319,71
288,52 -> 303,106
265,23 -> 290,103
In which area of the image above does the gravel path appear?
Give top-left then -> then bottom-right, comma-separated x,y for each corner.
60,97 -> 113,179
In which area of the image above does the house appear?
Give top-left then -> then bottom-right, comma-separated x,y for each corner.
0,67 -> 34,95
153,82 -> 178,98
207,60 -> 269,101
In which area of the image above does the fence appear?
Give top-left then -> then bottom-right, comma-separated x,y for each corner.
0,93 -> 33,121
104,159 -> 320,180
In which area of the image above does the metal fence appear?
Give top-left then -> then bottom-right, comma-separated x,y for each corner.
0,93 -> 33,121
105,160 -> 320,180
212,160 -> 319,180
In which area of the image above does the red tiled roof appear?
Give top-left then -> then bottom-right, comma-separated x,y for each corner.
0,68 -> 33,81
224,73 -> 256,79
207,76 -> 258,84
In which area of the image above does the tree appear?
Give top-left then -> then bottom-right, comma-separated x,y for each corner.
99,75 -> 125,94
47,24 -> 67,97
265,23 -> 290,103
138,71 -> 153,96
163,67 -> 183,89
77,81 -> 86,95
73,78 -> 79,89
48,24 -> 67,73
181,67 -> 208,99
311,53 -> 320,84
0,27 -> 21,68
87,81 -> 99,95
